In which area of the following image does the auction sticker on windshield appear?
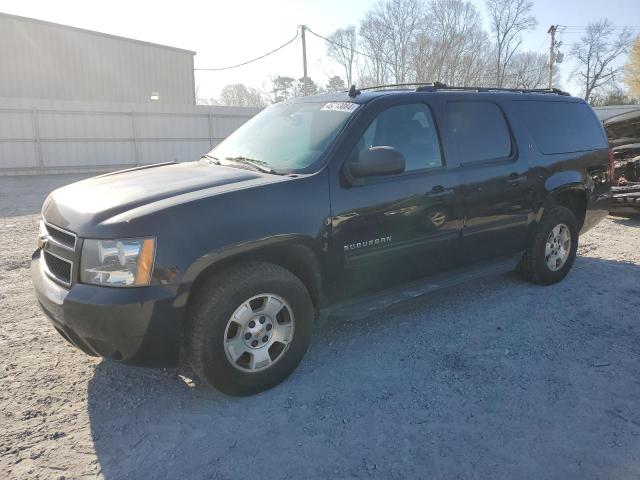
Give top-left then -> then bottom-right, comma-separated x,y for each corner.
321,102 -> 359,113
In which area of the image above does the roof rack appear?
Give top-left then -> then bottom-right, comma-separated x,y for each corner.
418,84 -> 571,96
347,82 -> 570,96
355,82 -> 448,93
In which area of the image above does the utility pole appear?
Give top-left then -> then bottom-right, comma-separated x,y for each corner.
300,25 -> 308,96
547,25 -> 558,89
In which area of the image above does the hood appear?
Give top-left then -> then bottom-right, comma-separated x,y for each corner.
42,161 -> 278,233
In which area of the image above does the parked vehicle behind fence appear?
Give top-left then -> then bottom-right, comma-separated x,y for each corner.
32,84 -> 612,395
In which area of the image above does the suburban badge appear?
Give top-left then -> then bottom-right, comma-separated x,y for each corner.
344,236 -> 392,252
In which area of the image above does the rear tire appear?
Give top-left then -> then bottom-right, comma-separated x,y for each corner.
519,206 -> 579,285
186,262 -> 314,396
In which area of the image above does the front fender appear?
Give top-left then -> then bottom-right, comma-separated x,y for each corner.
173,234 -> 324,309
181,234 -> 321,284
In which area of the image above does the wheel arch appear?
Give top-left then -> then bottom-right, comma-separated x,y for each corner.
182,236 -> 324,313
542,184 -> 588,229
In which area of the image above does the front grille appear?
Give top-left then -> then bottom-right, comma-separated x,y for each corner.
44,250 -> 72,285
44,222 -> 76,250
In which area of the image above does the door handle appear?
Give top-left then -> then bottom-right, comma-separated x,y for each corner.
509,173 -> 527,187
426,185 -> 454,199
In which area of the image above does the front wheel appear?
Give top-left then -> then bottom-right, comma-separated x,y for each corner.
519,205 -> 579,285
186,262 -> 314,396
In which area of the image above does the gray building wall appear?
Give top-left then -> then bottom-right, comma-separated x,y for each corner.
0,97 -> 260,175
0,13 -> 196,104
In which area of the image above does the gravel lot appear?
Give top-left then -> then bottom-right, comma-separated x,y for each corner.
1,174 -> 640,480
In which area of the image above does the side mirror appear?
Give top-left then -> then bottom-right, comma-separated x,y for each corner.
348,146 -> 406,178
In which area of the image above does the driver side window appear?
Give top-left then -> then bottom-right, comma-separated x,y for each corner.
350,103 -> 443,172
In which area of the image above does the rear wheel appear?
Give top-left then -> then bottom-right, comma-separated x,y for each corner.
186,262 -> 314,396
519,206 -> 579,285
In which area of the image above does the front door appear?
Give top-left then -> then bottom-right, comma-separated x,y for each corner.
327,100 -> 463,301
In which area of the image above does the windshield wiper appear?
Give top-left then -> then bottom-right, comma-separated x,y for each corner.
223,156 -> 282,175
201,154 -> 221,165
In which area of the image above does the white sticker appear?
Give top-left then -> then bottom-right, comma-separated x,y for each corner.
321,102 -> 359,113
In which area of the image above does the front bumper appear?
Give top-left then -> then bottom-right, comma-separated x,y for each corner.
31,250 -> 184,367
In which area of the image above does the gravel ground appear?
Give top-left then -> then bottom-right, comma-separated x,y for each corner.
1,175 -> 640,480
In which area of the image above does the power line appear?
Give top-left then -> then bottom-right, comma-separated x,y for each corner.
561,25 -> 640,29
534,36 -> 549,54
560,30 -> 640,35
559,25 -> 640,34
306,26 -> 395,68
195,30 -> 299,71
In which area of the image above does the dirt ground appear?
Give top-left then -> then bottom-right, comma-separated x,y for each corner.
1,174 -> 640,480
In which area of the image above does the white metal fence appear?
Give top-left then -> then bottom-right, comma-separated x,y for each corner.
0,98 -> 260,175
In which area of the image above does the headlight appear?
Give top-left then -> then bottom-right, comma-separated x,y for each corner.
80,237 -> 156,287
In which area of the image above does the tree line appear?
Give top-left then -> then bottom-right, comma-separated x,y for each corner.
197,75 -> 347,108
199,0 -> 638,107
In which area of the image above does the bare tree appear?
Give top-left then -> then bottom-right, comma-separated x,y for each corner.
455,40 -> 494,87
269,76 -> 296,103
294,76 -> 319,97
485,0 -> 536,87
219,84 -> 267,108
590,84 -> 639,106
413,0 -> 490,86
327,26 -> 357,87
360,0 -> 425,84
571,20 -> 634,103
622,36 -> 640,98
326,75 -> 346,92
503,51 -> 553,89
359,12 -> 392,85
381,0 -> 424,83
354,68 -> 382,89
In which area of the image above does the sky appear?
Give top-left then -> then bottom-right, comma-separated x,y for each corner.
1,0 -> 639,100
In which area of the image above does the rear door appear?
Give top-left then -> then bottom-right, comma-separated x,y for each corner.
441,98 -> 535,262
327,96 -> 464,300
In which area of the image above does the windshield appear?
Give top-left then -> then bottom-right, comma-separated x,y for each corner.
207,101 -> 359,173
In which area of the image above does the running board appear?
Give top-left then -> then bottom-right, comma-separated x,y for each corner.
318,253 -> 522,325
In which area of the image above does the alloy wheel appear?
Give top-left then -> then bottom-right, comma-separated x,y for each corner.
223,294 -> 295,372
545,223 -> 571,272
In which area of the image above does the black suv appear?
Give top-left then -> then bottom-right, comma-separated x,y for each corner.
32,85 -> 612,395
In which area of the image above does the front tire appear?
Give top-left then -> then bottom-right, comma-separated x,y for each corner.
519,205 -> 579,285
186,262 -> 314,396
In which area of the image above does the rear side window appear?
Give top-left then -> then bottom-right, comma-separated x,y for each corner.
445,101 -> 512,165
518,101 -> 608,154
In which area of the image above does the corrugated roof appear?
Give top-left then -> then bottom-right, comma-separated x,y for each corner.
0,11 -> 196,55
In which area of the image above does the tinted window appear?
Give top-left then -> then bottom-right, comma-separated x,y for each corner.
518,101 -> 608,154
350,103 -> 443,172
446,101 -> 512,165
